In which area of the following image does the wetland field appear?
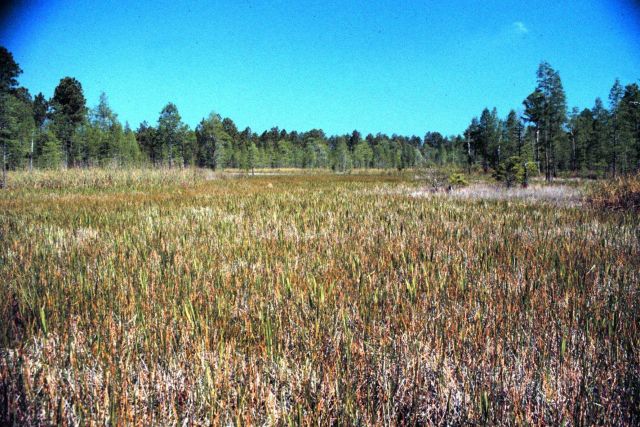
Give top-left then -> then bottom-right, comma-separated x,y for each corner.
1,169 -> 638,425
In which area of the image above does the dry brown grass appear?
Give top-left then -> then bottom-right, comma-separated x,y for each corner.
587,174 -> 640,212
0,169 -> 638,425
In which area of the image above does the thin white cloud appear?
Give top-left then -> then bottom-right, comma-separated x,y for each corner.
513,21 -> 528,34
469,21 -> 529,50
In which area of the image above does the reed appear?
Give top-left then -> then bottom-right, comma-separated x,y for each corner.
0,169 -> 638,425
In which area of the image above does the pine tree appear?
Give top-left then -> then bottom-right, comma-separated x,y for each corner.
30,92 -> 48,170
608,79 -> 624,177
0,46 -> 24,187
0,47 -> 22,93
157,103 -> 187,167
523,62 -> 567,181
50,77 -> 86,168
195,113 -> 230,170
591,98 -> 609,175
619,83 -> 640,172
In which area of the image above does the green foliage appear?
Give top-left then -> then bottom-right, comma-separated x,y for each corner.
50,77 -> 87,167
157,102 -> 188,167
246,141 -> 259,173
521,62 -> 567,181
33,92 -> 48,129
524,161 -> 539,177
51,77 -> 86,127
37,130 -> 62,169
448,172 -> 468,187
0,93 -> 34,170
195,113 -> 231,170
119,129 -> 143,166
0,46 -> 639,179
0,46 -> 22,92
493,156 -> 520,187
494,156 -> 540,187
333,139 -> 352,172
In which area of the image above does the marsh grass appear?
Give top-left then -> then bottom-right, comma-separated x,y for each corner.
0,169 -> 638,425
410,184 -> 584,207
587,174 -> 640,212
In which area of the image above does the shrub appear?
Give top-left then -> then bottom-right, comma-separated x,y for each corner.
494,158 -> 540,187
448,172 -> 468,187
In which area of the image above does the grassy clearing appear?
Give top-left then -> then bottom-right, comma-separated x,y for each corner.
2,168 -> 406,192
1,170 -> 638,425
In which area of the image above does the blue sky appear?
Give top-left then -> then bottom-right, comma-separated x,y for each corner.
1,0 -> 639,136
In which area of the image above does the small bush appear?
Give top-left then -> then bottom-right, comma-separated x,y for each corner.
420,168 -> 449,190
524,161 -> 539,176
494,157 -> 532,187
448,172 -> 468,187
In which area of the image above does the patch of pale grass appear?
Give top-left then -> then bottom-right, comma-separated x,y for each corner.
410,184 -> 583,206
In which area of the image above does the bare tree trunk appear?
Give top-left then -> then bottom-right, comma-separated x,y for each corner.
637,124 -> 640,173
535,128 -> 540,171
544,127 -> 551,182
551,133 -> 557,179
65,135 -> 74,168
182,141 -> 188,168
1,142 -> 6,189
545,150 -> 550,181
30,131 -> 34,172
466,135 -> 472,174
517,138 -> 521,158
517,121 -> 524,158
612,133 -> 617,178
570,130 -> 576,172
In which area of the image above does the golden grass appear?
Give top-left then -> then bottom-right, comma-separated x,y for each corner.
0,169 -> 638,425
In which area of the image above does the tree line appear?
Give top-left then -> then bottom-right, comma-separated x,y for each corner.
1,45 -> 639,186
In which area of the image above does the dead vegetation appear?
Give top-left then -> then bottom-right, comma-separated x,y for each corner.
0,170 -> 638,425
587,174 -> 640,212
